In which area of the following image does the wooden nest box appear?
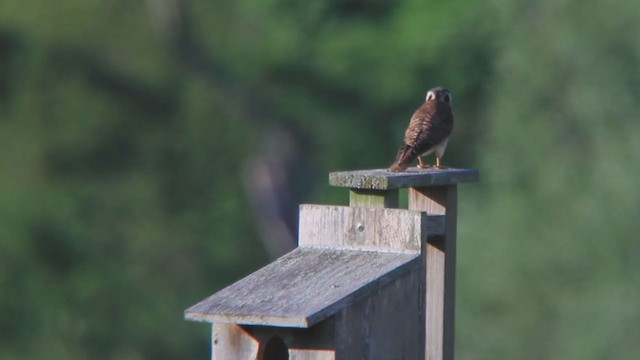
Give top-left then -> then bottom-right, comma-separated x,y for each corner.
185,168 -> 478,360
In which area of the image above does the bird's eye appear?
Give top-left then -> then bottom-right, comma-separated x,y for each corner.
426,92 -> 434,101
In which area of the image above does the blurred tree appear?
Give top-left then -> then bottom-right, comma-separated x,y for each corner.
456,1 -> 640,359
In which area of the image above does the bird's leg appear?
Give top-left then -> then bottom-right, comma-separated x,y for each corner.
435,157 -> 448,169
417,157 -> 431,169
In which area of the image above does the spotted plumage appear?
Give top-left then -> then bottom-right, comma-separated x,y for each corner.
388,87 -> 454,172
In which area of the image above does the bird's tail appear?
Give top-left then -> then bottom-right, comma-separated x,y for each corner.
388,144 -> 413,172
388,163 -> 408,172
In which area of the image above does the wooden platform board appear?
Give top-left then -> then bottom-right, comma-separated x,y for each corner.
329,167 -> 479,190
185,247 -> 420,328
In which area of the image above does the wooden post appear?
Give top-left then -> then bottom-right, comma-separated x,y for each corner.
349,189 -> 399,208
330,168 -> 477,360
409,186 -> 457,360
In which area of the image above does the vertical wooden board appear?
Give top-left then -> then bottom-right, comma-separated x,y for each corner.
424,245 -> 445,360
409,186 -> 448,214
298,205 -> 424,253
333,267 -> 424,360
289,349 -> 336,360
442,188 -> 457,360
409,185 -> 458,360
213,323 -> 259,360
349,189 -> 399,208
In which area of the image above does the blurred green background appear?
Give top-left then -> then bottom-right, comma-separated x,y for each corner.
1,0 -> 639,359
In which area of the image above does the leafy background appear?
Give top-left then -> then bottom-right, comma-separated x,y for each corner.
1,1 -> 639,359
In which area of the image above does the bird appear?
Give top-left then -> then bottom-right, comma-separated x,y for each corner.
388,87 -> 454,172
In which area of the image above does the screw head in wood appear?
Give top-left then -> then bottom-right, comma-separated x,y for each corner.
356,223 -> 365,232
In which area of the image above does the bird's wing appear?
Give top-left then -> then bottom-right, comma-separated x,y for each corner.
393,102 -> 453,166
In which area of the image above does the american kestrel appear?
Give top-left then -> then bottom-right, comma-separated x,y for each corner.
388,87 -> 453,172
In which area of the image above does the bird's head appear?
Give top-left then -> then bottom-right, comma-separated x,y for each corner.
426,87 -> 452,105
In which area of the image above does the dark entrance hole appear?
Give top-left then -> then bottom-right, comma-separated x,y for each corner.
263,335 -> 289,360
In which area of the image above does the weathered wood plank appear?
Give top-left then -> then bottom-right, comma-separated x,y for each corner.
298,205 -> 443,253
289,349 -> 336,360
329,167 -> 478,190
409,185 -> 458,360
212,323 -> 259,360
185,247 -> 420,328
423,242 -> 445,360
334,265 -> 424,359
349,188 -> 399,208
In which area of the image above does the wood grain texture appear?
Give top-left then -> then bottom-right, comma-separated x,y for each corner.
185,247 -> 420,328
298,205 -> 443,253
334,265 -> 424,360
349,189 -> 399,208
212,323 -> 259,360
329,167 -> 478,190
423,242 -> 445,360
409,185 -> 458,360
289,349 -> 336,360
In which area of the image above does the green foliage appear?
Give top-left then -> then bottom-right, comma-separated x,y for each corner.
1,0 -> 639,358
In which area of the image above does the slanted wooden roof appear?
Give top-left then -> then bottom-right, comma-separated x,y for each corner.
329,167 -> 479,190
184,247 -> 420,328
